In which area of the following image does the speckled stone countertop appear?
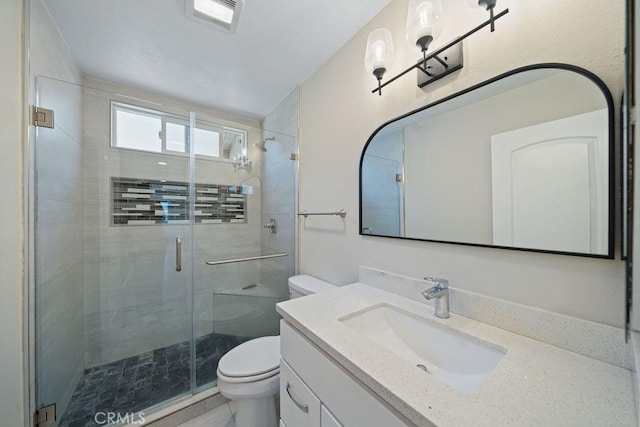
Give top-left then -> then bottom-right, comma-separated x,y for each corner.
276,283 -> 636,427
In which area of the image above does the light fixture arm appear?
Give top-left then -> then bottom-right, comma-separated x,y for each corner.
420,49 -> 446,73
417,53 -> 448,77
477,0 -> 498,31
418,63 -> 433,77
489,5 -> 495,32
432,54 -> 449,69
372,8 -> 509,95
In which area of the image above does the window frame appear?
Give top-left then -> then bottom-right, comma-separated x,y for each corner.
110,101 -> 247,162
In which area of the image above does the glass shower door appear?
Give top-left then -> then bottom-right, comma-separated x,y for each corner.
33,77 -> 299,425
34,76 -> 195,426
192,122 -> 298,390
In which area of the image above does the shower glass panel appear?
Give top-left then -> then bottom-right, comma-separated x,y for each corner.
193,121 -> 298,390
34,76 -> 195,426
33,76 -> 298,426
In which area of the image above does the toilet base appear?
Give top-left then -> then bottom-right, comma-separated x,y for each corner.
234,395 -> 279,427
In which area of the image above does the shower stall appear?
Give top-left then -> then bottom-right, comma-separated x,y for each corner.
31,74 -> 298,426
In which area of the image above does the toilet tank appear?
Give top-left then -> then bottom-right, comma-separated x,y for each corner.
288,274 -> 336,299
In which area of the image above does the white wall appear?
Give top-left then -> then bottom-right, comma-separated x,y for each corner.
299,0 -> 626,327
0,0 -> 25,425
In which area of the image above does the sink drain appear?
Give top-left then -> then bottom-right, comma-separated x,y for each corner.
416,364 -> 430,373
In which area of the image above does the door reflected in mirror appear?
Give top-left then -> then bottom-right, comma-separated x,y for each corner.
360,64 -> 614,258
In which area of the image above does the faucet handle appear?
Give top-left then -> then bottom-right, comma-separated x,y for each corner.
424,277 -> 449,289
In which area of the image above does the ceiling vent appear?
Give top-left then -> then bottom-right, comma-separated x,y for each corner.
186,0 -> 243,33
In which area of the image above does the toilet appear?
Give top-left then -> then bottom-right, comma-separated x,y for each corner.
216,275 -> 336,427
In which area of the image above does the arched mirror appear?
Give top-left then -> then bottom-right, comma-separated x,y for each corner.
359,64 -> 614,258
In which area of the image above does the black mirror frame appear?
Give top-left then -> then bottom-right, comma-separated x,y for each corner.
359,63 -> 616,259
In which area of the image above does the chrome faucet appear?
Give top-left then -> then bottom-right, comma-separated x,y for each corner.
422,277 -> 450,319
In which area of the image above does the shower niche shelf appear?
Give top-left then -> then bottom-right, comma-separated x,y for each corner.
111,177 -> 247,226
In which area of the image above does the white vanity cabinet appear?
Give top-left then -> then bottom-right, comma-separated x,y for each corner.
321,405 -> 343,427
280,320 -> 409,427
280,360 -> 321,427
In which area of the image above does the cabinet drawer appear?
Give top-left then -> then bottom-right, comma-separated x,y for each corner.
280,359 -> 321,427
321,405 -> 343,427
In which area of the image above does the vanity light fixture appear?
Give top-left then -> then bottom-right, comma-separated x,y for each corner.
365,28 -> 395,96
369,1 -> 509,95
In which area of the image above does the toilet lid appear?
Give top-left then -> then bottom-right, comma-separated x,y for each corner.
218,336 -> 280,378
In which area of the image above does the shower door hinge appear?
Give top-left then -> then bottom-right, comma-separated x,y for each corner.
395,174 -> 404,182
34,404 -> 56,427
289,153 -> 298,160
32,106 -> 55,129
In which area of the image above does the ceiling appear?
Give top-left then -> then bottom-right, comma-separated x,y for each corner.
43,0 -> 391,119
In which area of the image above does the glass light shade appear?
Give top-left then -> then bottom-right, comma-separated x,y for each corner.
364,28 -> 395,76
406,0 -> 444,51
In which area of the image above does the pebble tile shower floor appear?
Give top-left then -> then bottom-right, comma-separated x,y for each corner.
59,333 -> 250,427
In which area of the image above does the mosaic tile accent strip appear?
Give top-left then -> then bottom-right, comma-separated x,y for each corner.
58,333 -> 250,427
112,178 -> 247,225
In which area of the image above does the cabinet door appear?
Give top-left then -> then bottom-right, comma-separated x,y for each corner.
280,359 -> 321,427
321,405 -> 343,427
281,321 -> 409,426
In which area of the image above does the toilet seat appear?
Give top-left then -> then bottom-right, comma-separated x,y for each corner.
216,368 -> 280,402
217,366 -> 279,383
217,336 -> 280,383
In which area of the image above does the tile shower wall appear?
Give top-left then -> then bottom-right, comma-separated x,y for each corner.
82,77 -> 263,367
30,0 -> 85,421
261,89 -> 299,300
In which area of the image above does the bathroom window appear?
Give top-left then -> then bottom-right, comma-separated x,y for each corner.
161,118 -> 223,158
111,102 -> 243,160
112,105 -> 163,153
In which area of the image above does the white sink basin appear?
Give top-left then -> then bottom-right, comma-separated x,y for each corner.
340,304 -> 506,394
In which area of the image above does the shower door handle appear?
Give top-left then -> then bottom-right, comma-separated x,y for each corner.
176,236 -> 182,272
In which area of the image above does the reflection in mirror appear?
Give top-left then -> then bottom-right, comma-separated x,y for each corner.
360,65 -> 614,257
